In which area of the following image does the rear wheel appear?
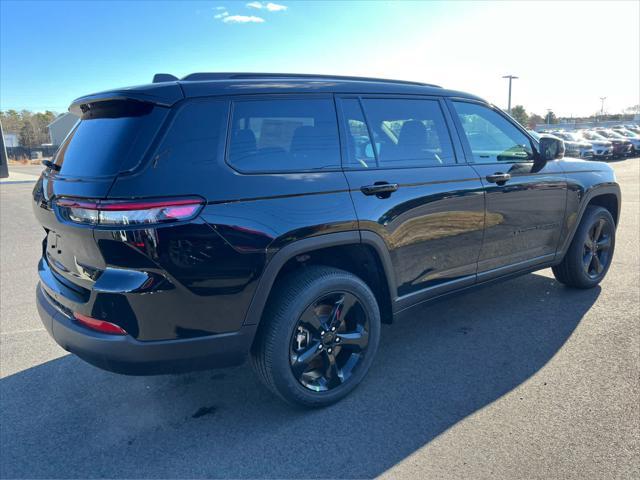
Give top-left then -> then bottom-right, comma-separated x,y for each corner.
553,205 -> 615,289
251,266 -> 381,407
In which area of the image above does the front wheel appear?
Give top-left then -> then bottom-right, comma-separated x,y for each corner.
251,266 -> 381,408
553,205 -> 616,289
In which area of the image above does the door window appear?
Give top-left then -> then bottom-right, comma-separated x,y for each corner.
340,99 -> 377,168
340,98 -> 456,168
453,102 -> 533,163
228,98 -> 341,172
360,98 -> 456,168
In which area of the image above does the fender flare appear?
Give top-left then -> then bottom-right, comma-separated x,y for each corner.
558,182 -> 621,258
242,230 -> 397,326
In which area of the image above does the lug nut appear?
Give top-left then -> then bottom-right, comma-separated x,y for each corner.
331,326 -> 336,332
336,337 -> 340,342
327,348 -> 332,354
320,330 -> 325,336
318,344 -> 323,350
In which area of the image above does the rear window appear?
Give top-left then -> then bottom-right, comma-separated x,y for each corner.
53,100 -> 168,177
227,98 -> 341,172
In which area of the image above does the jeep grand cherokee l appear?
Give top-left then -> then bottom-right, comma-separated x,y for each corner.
34,73 -> 620,407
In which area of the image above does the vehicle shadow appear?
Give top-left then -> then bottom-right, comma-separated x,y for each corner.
1,272 -> 600,479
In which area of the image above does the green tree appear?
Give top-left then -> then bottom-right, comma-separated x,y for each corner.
545,111 -> 557,124
19,122 -> 37,147
510,105 -> 528,127
0,110 -> 22,133
527,113 -> 544,129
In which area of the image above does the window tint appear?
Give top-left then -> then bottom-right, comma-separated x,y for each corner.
359,98 -> 456,168
228,98 -> 340,172
157,100 -> 227,164
453,102 -> 533,163
341,99 -> 376,168
54,101 -> 167,177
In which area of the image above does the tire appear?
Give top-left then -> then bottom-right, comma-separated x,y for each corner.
552,205 -> 616,289
250,266 -> 381,408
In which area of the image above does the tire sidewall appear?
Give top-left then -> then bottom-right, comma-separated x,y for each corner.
268,270 -> 381,407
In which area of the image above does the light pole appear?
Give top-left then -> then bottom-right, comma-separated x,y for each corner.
546,109 -> 553,126
502,75 -> 519,114
599,96 -> 607,118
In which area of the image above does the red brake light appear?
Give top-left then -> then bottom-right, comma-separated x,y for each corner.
73,313 -> 127,335
56,197 -> 204,226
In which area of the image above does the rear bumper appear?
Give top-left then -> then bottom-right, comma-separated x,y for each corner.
36,284 -> 256,375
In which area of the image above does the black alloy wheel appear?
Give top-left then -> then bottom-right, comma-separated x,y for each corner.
552,205 -> 616,289
250,266 -> 381,407
582,217 -> 613,279
289,291 -> 370,392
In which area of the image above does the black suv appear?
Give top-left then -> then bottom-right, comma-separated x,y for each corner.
34,73 -> 620,407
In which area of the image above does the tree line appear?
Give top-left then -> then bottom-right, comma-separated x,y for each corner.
1,110 -> 58,147
510,104 -> 640,129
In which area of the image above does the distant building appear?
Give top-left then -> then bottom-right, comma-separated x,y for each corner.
3,132 -> 19,147
48,112 -> 79,147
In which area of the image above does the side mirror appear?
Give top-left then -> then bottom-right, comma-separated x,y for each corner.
538,136 -> 565,161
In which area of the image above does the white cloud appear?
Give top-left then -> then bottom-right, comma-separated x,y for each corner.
246,2 -> 287,11
222,15 -> 265,23
214,11 -> 229,19
215,6 -> 226,10
265,2 -> 287,11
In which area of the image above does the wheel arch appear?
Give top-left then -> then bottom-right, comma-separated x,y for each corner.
559,183 -> 621,258
243,231 -> 397,327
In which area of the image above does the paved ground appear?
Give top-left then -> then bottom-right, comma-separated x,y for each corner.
1,160 -> 638,479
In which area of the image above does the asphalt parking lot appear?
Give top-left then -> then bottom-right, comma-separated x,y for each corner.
1,160 -> 638,479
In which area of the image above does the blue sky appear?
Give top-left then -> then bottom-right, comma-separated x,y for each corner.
1,1 -> 638,116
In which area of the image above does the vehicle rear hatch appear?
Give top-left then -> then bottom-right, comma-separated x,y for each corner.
33,84 -> 181,292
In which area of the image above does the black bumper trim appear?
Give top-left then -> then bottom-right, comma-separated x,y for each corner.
36,284 -> 256,375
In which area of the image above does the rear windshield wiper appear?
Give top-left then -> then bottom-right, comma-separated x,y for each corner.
42,160 -> 61,171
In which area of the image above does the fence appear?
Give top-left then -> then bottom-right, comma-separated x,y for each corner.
6,146 -> 58,161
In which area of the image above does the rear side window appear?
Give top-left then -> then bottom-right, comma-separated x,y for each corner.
54,100 -> 168,177
356,98 -> 456,168
228,98 -> 341,172
155,99 -> 227,165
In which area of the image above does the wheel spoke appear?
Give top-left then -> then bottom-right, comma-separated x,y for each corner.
327,295 -> 345,330
583,251 -> 594,273
291,341 -> 322,378
338,327 -> 369,352
596,236 -> 611,251
323,354 -> 342,389
593,219 -> 604,242
593,254 -> 604,274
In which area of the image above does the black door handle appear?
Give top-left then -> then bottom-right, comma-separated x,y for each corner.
486,173 -> 511,184
360,182 -> 399,197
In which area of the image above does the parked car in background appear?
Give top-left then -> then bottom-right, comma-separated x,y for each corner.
611,127 -> 640,154
593,129 -> 633,157
612,124 -> 640,135
578,130 -> 614,160
551,131 -> 593,159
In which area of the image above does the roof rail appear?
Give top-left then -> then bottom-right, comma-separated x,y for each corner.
179,72 -> 441,88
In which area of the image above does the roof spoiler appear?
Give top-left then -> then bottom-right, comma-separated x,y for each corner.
69,83 -> 184,115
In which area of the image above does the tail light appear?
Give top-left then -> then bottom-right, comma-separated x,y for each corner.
73,313 -> 127,335
56,197 -> 204,226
